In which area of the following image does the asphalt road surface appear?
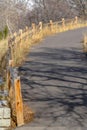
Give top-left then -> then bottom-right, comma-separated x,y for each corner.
16,27 -> 87,130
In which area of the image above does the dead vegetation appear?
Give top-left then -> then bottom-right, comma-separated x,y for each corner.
0,18 -> 87,129
11,103 -> 34,129
0,19 -> 87,68
7,92 -> 34,129
0,39 -> 8,80
9,19 -> 87,67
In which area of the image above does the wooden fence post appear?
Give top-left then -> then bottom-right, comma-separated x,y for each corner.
19,29 -> 23,45
13,32 -> 18,63
25,26 -> 29,35
50,20 -> 53,32
62,18 -> 65,30
14,32 -> 17,50
9,59 -> 13,67
75,16 -> 78,25
7,60 -> 14,98
7,69 -> 11,93
25,26 -> 29,46
39,22 -> 43,31
14,77 -> 24,126
18,29 -> 23,55
9,35 -> 15,61
32,23 -> 36,34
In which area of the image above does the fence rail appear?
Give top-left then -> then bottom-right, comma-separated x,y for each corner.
6,16 -> 87,127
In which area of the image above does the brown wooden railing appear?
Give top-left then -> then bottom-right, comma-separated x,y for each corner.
7,38 -> 24,126
6,16 -> 87,127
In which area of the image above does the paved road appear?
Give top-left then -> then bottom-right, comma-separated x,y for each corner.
15,27 -> 87,130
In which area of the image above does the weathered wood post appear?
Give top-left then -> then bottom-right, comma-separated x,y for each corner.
62,18 -> 65,30
13,32 -> 18,63
7,34 -> 24,126
9,34 -> 15,61
19,29 -> 23,46
14,76 -> 24,126
14,32 -> 17,41
75,16 -> 78,25
7,70 -> 10,91
7,60 -> 14,99
25,26 -> 29,47
18,29 -> 23,56
50,20 -> 53,32
39,22 -> 43,31
25,26 -> 29,36
32,23 -> 36,35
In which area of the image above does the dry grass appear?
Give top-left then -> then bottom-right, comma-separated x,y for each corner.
11,20 -> 87,66
0,19 -> 87,67
0,39 -> 8,62
11,102 -> 34,129
0,39 -> 8,76
0,19 -> 87,129
7,87 -> 34,129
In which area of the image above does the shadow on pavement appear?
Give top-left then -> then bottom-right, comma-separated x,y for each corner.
18,47 -> 87,127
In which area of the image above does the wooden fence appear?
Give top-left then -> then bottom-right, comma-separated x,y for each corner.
7,38 -> 24,126
6,16 -> 87,127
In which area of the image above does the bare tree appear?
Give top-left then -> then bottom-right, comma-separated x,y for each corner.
1,0 -> 85,33
29,0 -> 74,24
0,0 -> 30,33
67,0 -> 87,18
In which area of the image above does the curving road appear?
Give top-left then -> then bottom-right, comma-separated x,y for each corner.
16,27 -> 87,130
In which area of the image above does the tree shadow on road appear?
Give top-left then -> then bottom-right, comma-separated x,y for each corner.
18,47 -> 87,127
